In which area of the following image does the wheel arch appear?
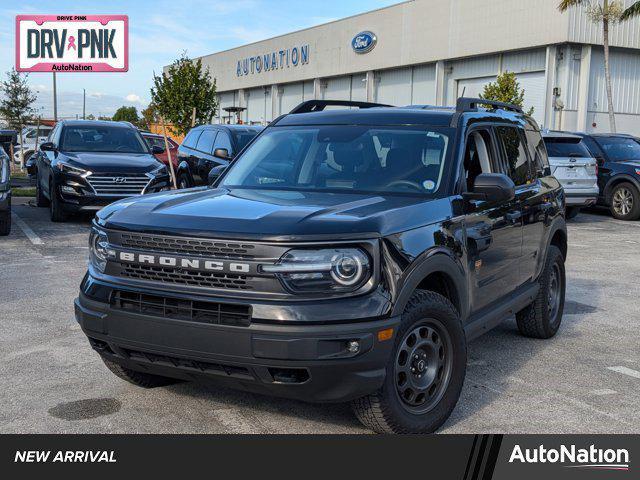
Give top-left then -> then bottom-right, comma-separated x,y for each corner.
604,174 -> 640,204
176,161 -> 194,186
391,250 -> 469,321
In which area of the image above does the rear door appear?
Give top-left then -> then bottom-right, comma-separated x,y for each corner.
544,136 -> 597,192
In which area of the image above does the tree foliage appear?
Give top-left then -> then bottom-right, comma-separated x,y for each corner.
112,105 -> 140,124
479,71 -> 534,115
150,54 -> 218,136
0,68 -> 37,130
140,103 -> 159,130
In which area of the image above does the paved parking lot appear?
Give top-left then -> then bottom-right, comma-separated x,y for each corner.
1,198 -> 639,434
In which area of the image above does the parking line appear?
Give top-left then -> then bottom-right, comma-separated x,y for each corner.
10,212 -> 44,245
607,366 -> 640,380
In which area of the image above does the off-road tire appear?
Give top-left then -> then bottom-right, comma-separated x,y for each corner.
36,172 -> 49,207
102,357 -> 179,388
351,290 -> 467,434
516,245 -> 565,339
565,206 -> 580,220
0,209 -> 10,236
609,182 -> 640,221
49,181 -> 68,222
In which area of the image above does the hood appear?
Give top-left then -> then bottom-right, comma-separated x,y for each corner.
98,188 -> 452,240
59,151 -> 162,174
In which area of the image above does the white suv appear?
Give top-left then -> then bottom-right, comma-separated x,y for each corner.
14,125 -> 53,166
543,132 -> 598,219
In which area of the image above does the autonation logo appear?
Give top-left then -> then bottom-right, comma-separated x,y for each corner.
509,444 -> 630,471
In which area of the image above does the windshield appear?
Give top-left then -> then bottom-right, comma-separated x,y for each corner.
221,126 -> 452,195
595,137 -> 640,161
60,126 -> 149,154
544,137 -> 591,158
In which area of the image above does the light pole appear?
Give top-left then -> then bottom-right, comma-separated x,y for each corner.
83,88 -> 86,120
52,72 -> 58,122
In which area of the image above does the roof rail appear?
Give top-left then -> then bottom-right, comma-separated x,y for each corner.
289,100 -> 392,114
456,97 -> 523,114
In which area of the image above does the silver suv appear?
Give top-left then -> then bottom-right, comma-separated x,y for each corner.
543,132 -> 598,219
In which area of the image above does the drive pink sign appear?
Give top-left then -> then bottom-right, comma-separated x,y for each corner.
16,15 -> 128,72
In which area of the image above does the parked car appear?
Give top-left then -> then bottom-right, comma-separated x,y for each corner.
542,132 -> 598,219
14,124 -> 53,166
175,124 -> 262,189
34,120 -> 171,222
75,98 -> 567,434
574,133 -> 640,221
0,145 -> 11,236
142,132 -> 179,169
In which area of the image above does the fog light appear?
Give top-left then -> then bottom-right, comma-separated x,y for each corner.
60,185 -> 79,195
347,340 -> 360,354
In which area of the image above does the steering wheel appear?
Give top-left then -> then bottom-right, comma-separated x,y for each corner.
386,180 -> 424,192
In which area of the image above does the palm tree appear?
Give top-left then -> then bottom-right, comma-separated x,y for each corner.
558,1 -> 633,133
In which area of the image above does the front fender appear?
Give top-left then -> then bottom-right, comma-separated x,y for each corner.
390,249 -> 469,321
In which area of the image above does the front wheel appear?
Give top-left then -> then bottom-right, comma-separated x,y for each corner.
49,181 -> 68,222
352,290 -> 466,434
516,245 -> 565,339
610,182 -> 640,221
0,209 -> 10,236
177,173 -> 190,190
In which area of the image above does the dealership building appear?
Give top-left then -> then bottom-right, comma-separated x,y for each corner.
193,0 -> 640,134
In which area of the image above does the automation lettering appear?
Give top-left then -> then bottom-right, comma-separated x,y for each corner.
237,45 -> 309,76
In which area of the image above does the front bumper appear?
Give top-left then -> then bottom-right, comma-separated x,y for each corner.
75,283 -> 401,403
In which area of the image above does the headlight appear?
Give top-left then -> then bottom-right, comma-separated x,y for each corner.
262,248 -> 371,294
0,157 -> 8,184
56,161 -> 92,177
89,228 -> 113,273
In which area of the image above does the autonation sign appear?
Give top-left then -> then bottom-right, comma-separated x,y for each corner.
15,15 -> 128,72
236,44 -> 309,77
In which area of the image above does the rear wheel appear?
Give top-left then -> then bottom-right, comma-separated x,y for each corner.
177,173 -> 190,189
352,290 -> 466,434
610,182 -> 640,221
101,358 -> 180,388
516,245 -> 565,339
49,181 -> 68,222
565,206 -> 580,219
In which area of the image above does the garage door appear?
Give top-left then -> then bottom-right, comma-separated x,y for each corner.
245,88 -> 267,125
517,71 -> 545,125
456,76 -> 496,100
279,82 -> 304,115
323,76 -> 351,101
412,64 -> 436,105
376,68 -> 412,106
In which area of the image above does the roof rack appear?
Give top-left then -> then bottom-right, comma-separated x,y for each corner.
289,100 -> 392,114
456,97 -> 523,114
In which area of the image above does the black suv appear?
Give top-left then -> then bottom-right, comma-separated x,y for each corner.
34,120 -> 171,222
175,124 -> 262,188
0,145 -> 11,236
75,99 -> 567,433
574,133 -> 640,221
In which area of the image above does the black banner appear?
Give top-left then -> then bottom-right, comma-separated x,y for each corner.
1,435 -> 637,478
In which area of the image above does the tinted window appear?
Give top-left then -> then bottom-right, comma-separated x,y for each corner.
222,125 -> 452,195
496,126 -> 532,185
526,129 -> 549,173
182,130 -> 201,149
144,136 -> 165,149
233,129 -> 260,152
594,137 -> 640,161
214,132 -> 233,154
544,137 -> 592,158
195,129 -> 217,153
60,126 -> 148,153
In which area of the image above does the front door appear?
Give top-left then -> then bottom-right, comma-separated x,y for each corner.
463,127 -> 524,312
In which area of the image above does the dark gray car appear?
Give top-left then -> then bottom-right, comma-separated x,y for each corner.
0,145 -> 11,235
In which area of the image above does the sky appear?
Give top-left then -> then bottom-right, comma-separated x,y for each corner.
0,0 -> 398,120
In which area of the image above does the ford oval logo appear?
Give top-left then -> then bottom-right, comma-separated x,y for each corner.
352,31 -> 377,54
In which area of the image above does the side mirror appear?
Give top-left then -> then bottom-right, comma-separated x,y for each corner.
208,165 -> 227,186
40,142 -> 56,152
463,173 -> 516,203
213,148 -> 230,160
151,145 -> 165,154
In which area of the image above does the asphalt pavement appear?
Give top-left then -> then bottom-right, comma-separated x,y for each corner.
1,197 -> 639,433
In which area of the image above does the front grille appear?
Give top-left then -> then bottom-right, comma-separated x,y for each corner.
120,264 -> 252,290
122,348 -> 254,380
112,290 -> 251,326
87,174 -> 151,196
119,233 -> 256,259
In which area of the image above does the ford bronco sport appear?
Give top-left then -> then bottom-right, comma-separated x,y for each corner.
75,98 -> 567,433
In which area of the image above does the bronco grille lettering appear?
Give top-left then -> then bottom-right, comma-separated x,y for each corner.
117,251 -> 250,273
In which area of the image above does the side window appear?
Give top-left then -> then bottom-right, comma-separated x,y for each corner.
463,129 -> 495,191
195,129 -> 217,153
214,132 -> 233,155
47,125 -> 60,144
525,129 -> 548,175
182,130 -> 201,149
495,126 -> 532,186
